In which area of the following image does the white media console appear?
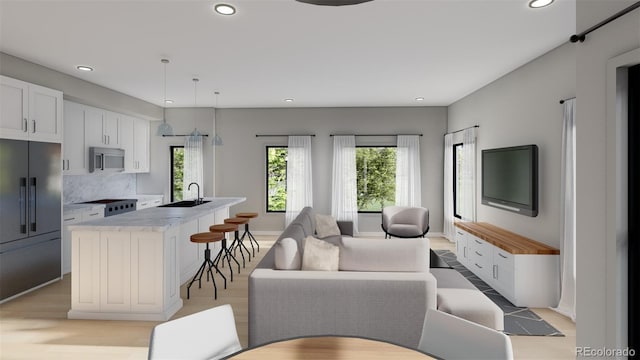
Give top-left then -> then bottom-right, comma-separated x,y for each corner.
454,222 -> 560,308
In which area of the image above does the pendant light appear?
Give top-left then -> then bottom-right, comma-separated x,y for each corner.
189,78 -> 202,137
156,59 -> 174,136
212,91 -> 223,146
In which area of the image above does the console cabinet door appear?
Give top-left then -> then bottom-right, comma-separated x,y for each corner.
455,228 -> 468,267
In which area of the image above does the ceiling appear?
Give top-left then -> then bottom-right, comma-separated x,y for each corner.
0,0 -> 576,108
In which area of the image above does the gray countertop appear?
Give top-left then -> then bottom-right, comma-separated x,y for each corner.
63,194 -> 164,216
68,197 -> 246,232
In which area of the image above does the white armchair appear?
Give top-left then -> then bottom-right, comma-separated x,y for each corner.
148,304 -> 242,360
418,309 -> 514,360
381,206 -> 429,238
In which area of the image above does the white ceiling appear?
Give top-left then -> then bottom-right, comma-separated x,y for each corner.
0,0 -> 576,108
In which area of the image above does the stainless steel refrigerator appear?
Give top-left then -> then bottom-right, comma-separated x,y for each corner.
0,139 -> 62,302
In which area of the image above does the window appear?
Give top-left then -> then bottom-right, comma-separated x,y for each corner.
171,146 -> 184,202
453,143 -> 463,218
356,146 -> 396,212
266,146 -> 287,212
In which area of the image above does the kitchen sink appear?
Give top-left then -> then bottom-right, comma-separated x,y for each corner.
158,200 -> 211,208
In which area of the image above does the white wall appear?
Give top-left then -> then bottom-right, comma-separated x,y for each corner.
448,43 -> 576,248
213,107 -> 447,233
137,108 -> 215,201
575,0 -> 639,352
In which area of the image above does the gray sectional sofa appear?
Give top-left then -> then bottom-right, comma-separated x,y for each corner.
248,207 -> 437,348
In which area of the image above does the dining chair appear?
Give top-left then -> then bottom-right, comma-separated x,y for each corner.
418,308 -> 513,360
148,304 -> 242,360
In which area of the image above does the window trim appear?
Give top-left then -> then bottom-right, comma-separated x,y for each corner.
265,145 -> 288,213
170,145 -> 184,203
453,143 -> 463,219
356,145 -> 397,214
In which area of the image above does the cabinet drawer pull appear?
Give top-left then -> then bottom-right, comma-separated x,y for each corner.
64,217 -> 76,221
23,118 -> 28,132
493,264 -> 497,279
457,231 -> 463,235
475,263 -> 483,269
474,239 -> 482,245
88,212 -> 100,216
499,253 -> 508,259
475,251 -> 482,256
32,119 -> 36,133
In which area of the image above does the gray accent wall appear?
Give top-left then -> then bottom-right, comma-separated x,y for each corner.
213,107 -> 447,233
448,42 -> 576,249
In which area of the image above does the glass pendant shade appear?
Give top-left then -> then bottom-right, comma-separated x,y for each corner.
157,119 -> 174,136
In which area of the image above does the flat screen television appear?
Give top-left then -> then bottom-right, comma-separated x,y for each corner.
481,144 -> 538,217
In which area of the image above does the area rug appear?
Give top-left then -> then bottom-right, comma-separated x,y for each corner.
432,250 -> 564,337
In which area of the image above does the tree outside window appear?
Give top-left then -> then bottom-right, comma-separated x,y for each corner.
266,146 -> 287,212
171,146 -> 184,202
356,147 -> 396,212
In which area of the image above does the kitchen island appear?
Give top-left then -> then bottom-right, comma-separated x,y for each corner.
67,197 -> 245,321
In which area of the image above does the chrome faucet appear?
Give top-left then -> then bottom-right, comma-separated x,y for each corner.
187,182 -> 202,204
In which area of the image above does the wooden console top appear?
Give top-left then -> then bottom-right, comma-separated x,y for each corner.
454,222 -> 560,255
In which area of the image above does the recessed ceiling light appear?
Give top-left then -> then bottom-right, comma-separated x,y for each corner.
214,3 -> 236,15
528,0 -> 554,8
284,98 -> 294,103
415,97 -> 425,101
165,100 -> 174,104
76,65 -> 93,72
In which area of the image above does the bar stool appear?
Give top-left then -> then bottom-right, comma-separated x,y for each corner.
209,223 -> 241,282
236,212 -> 259,256
186,231 -> 226,300
224,217 -> 252,268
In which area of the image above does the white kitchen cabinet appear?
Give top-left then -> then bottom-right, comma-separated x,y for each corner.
136,197 -> 163,210
69,226 -> 182,320
179,219 -> 200,284
85,105 -> 120,148
120,115 -> 149,173
454,222 -> 560,307
62,209 -> 104,274
0,75 -> 63,143
62,100 -> 87,174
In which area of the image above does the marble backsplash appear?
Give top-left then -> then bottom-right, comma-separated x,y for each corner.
63,173 -> 136,204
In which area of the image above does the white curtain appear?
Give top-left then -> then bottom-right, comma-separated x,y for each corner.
395,135 -> 422,207
459,127 -> 476,221
285,136 -> 314,226
443,133 -> 455,240
553,98 -> 576,321
183,131 -> 204,200
331,135 -> 358,234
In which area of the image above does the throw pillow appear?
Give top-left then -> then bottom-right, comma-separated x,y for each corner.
301,236 -> 339,271
315,214 -> 341,238
274,237 -> 301,270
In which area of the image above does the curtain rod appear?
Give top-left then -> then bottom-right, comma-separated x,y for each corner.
255,134 -> 316,137
444,125 -> 479,136
162,134 -> 209,137
559,97 -> 576,104
570,1 -> 640,43
329,133 -> 423,137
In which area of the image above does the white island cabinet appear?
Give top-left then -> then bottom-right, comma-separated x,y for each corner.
67,197 -> 245,321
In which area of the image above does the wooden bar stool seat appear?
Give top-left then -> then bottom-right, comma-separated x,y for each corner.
186,231 -> 226,300
224,218 -> 252,267
209,224 -> 241,281
236,212 -> 259,256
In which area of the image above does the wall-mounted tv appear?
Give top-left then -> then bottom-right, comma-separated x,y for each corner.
481,144 -> 538,217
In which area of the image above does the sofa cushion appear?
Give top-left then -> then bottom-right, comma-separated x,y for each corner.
294,207 -> 316,237
315,214 -> 341,238
339,238 -> 430,272
274,237 -> 301,270
301,236 -> 340,271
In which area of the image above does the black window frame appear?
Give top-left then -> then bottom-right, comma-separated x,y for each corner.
453,143 -> 463,219
265,145 -> 288,213
170,145 -> 184,203
356,145 -> 397,214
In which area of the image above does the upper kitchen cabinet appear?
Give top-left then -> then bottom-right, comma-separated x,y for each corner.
120,115 -> 149,173
0,75 -> 63,143
62,100 -> 88,174
85,106 -> 120,148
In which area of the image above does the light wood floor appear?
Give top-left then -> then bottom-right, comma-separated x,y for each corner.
0,236 -> 575,359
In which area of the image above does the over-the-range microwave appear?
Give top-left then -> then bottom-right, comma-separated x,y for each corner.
89,147 -> 125,173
